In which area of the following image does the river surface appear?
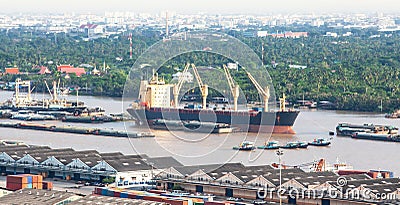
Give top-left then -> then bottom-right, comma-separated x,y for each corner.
0,91 -> 399,175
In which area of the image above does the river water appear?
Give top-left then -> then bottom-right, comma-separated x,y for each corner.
0,91 -> 399,175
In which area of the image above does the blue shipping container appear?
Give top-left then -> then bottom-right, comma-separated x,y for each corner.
120,192 -> 128,198
106,190 -> 114,197
136,195 -> 144,199
101,189 -> 107,196
27,176 -> 32,183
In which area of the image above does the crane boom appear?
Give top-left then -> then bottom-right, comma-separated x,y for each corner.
223,65 -> 239,111
191,64 -> 203,87
173,63 -> 208,109
244,69 -> 270,112
191,64 -> 208,109
173,63 -> 190,108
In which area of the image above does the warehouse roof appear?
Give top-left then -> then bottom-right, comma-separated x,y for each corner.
69,194 -> 166,205
142,156 -> 183,169
0,189 -> 80,205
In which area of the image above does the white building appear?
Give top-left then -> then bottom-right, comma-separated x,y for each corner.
172,72 -> 193,83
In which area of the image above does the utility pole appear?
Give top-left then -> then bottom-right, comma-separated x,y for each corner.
276,148 -> 284,205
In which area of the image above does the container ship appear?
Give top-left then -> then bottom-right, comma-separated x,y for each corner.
127,66 -> 299,134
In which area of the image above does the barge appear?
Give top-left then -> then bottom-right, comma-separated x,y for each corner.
0,122 -> 154,138
336,123 -> 398,136
351,132 -> 400,142
150,119 -> 233,133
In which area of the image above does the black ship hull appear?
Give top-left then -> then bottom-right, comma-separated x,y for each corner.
1,105 -> 86,113
127,107 -> 299,134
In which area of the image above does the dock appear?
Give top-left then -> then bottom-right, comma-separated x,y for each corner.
0,121 -> 154,138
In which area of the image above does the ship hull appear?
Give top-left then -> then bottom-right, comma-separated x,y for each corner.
127,107 -> 299,134
1,105 -> 87,113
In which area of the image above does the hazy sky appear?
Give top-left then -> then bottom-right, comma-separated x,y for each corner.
1,0 -> 400,14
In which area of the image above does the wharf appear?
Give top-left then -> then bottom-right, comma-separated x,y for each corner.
0,121 -> 154,138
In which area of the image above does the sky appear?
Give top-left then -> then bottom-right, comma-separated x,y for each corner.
1,0 -> 400,14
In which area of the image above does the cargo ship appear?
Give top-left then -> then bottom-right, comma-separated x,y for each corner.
0,78 -> 86,113
127,69 -> 299,134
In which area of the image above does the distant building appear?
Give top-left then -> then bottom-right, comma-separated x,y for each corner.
243,31 -> 256,38
324,32 -> 338,37
79,23 -> 104,37
227,62 -> 238,70
91,67 -> 101,76
256,31 -> 269,37
57,65 -> 86,77
4,67 -> 19,75
37,66 -> 51,75
172,71 -> 193,83
343,32 -> 352,37
267,31 -> 308,38
289,64 -> 307,69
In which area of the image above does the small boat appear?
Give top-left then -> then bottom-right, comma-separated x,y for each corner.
385,110 -> 400,118
233,141 -> 255,151
308,138 -> 331,146
281,141 -> 308,149
296,141 -> 309,148
258,141 -> 280,149
280,141 -> 300,149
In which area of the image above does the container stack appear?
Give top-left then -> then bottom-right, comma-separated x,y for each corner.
42,181 -> 53,190
94,187 -> 214,205
6,174 -> 44,191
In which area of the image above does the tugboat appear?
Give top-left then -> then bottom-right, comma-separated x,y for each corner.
258,141 -> 280,149
281,141 -> 308,149
308,138 -> 332,146
296,141 -> 309,148
233,141 -> 255,151
281,141 -> 300,149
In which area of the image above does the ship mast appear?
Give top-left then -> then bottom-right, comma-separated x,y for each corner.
222,64 -> 239,111
244,69 -> 270,112
279,93 -> 286,111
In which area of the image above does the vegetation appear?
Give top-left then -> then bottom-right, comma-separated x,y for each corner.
102,177 -> 115,184
0,26 -> 399,112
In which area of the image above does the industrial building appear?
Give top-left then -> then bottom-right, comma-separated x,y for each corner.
0,189 -> 168,205
155,163 -> 400,204
0,142 -> 181,187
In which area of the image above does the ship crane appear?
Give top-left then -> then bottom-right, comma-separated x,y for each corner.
173,63 -> 190,108
272,158 -> 326,172
191,64 -> 208,110
243,69 -> 270,112
222,64 -> 239,111
173,63 -> 208,110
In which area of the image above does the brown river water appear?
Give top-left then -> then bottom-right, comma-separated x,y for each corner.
0,91 -> 398,175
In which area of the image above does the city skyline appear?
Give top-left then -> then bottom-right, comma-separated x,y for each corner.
1,0 -> 400,14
